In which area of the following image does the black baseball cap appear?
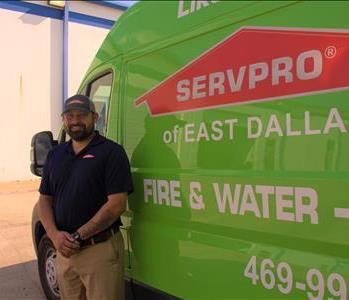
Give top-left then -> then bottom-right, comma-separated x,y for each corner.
62,94 -> 96,114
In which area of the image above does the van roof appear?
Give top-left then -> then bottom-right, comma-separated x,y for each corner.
90,1 -> 278,69
86,1 -> 297,72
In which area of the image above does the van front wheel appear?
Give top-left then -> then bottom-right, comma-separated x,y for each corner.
38,234 -> 60,300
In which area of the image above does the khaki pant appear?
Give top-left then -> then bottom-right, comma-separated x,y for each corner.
57,231 -> 124,300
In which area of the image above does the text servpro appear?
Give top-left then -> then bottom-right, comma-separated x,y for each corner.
176,50 -> 322,102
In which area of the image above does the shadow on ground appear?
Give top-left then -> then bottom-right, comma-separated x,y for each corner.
0,260 -> 45,299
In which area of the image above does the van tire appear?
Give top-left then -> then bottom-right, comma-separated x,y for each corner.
38,234 -> 60,300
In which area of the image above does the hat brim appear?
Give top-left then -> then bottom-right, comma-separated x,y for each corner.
62,104 -> 93,114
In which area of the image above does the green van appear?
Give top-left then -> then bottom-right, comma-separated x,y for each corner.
31,1 -> 349,299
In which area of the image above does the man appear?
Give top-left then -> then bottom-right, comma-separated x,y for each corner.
39,94 -> 133,299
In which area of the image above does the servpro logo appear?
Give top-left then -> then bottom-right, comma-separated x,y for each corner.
134,27 -> 349,116
177,49 -> 322,101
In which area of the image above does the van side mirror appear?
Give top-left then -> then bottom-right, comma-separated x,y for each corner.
30,131 -> 58,176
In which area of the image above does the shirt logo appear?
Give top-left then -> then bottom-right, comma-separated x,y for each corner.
82,154 -> 95,159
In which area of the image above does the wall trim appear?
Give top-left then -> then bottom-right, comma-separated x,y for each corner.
0,1 -> 63,19
69,11 -> 114,29
0,1 -> 115,29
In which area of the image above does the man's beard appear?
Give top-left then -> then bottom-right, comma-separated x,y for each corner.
66,123 -> 95,141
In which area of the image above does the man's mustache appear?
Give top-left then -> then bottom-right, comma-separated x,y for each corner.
69,124 -> 85,129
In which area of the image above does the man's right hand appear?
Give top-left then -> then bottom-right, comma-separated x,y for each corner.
49,231 -> 80,257
39,195 -> 79,257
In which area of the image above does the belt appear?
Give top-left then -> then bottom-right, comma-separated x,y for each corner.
80,226 -> 119,247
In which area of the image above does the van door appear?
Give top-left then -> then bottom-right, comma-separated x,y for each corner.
80,62 -> 133,277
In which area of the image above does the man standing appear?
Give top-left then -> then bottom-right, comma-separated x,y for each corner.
39,94 -> 133,299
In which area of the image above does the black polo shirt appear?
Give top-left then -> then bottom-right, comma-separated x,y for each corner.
39,131 -> 133,233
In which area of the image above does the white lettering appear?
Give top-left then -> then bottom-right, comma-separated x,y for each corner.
209,72 -> 225,96
163,130 -> 172,144
276,186 -> 295,222
196,0 -> 209,10
197,122 -> 210,141
170,181 -> 182,207
185,123 -> 195,142
177,0 -> 219,18
192,75 -> 207,99
176,50 -> 323,103
144,179 -> 153,203
213,183 -> 240,214
212,183 -> 318,224
305,111 -> 321,135
177,0 -> 189,18
249,62 -> 268,89
157,180 -> 170,206
248,117 -> 263,139
297,50 -> 322,80
272,56 -> 293,85
226,67 -> 246,92
265,114 -> 283,137
189,182 -> 205,210
190,0 -> 196,13
152,179 -> 158,203
211,120 -> 224,141
286,113 -> 301,136
256,185 -> 274,218
323,107 -> 347,134
239,185 -> 261,217
224,119 -> 238,139
177,79 -> 190,101
143,179 -> 182,207
295,187 -> 318,224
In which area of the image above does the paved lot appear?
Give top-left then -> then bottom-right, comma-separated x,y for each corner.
0,180 -> 45,300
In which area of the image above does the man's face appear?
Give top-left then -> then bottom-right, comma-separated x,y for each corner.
62,110 -> 98,141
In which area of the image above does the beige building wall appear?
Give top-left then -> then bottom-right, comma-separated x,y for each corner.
68,22 -> 110,97
0,1 -> 125,182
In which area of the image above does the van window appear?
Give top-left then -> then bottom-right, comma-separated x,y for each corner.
86,72 -> 113,136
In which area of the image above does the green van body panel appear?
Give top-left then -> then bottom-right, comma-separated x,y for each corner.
77,1 -> 349,298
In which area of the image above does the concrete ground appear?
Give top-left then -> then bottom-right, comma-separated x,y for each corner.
0,180 -> 45,299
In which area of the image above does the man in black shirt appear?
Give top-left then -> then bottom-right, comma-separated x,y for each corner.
39,94 -> 133,299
